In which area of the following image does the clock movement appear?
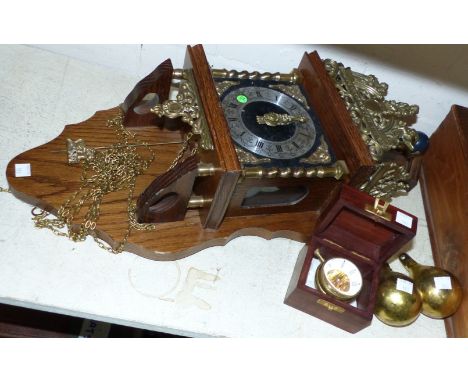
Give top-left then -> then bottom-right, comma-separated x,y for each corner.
5,44 -> 426,260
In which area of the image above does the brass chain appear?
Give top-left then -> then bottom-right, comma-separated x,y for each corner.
31,111 -> 198,254
1,102 -> 198,254
167,131 -> 198,170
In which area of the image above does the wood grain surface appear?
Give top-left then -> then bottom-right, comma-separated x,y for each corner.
5,47 -> 387,262
6,107 -> 319,260
299,52 -> 374,176
420,105 -> 468,338
185,45 -> 241,229
122,59 -> 173,127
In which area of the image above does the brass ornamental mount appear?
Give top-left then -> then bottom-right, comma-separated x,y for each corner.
359,161 -> 411,199
323,59 -> 428,200
324,59 -> 420,162
215,81 -> 240,97
150,68 -> 301,152
364,197 -> 392,221
256,112 -> 307,127
316,299 -> 345,314
235,146 -> 272,165
299,136 -> 332,165
66,138 -> 95,164
170,63 -> 422,163
151,69 -> 214,151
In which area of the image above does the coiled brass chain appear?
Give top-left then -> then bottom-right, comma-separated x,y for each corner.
32,112 -> 161,253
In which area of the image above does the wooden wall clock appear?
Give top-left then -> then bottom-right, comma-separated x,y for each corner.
5,44 -> 427,260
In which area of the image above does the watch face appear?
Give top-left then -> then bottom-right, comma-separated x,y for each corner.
222,86 -> 316,160
322,258 -> 363,299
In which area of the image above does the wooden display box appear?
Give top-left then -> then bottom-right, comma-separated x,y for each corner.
420,105 -> 468,338
284,185 -> 417,333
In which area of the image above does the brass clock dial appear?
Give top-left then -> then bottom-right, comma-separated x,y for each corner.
221,85 -> 319,162
315,256 -> 363,301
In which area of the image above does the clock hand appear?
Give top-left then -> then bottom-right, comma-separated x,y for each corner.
256,112 -> 306,127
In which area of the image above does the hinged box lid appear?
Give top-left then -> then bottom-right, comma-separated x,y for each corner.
314,184 -> 417,265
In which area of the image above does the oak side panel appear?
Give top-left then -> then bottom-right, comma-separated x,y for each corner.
187,44 -> 241,172
420,105 -> 468,338
186,44 -> 241,229
122,59 -> 173,128
298,52 -> 374,176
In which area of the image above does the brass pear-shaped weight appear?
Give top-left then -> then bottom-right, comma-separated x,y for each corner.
374,263 -> 422,327
399,253 -> 463,319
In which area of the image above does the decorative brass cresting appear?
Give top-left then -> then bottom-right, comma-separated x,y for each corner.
324,59 -> 419,161
324,59 -> 420,200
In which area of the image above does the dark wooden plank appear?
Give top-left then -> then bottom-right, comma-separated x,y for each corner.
187,45 -> 240,172
0,303 -> 81,338
185,45 -> 241,229
420,104 -> 468,338
122,59 -> 173,127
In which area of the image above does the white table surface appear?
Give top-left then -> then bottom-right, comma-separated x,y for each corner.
0,45 -> 447,337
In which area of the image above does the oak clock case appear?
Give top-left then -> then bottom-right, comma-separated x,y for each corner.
6,44 -> 424,260
135,46 -> 365,232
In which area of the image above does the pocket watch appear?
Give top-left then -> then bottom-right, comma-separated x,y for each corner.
314,249 -> 363,301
